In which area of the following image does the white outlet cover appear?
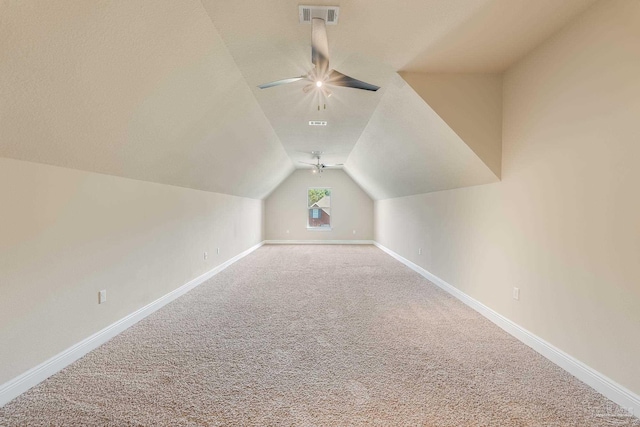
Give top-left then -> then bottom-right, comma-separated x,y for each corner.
99,289 -> 107,304
204,251 -> 208,260
513,287 -> 520,300
216,248 -> 220,255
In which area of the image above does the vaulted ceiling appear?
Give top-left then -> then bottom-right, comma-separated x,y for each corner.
0,0 -> 597,200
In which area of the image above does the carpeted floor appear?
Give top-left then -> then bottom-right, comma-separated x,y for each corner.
0,245 -> 636,426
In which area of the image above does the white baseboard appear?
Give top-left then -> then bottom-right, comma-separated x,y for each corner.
373,241 -> 640,417
0,241 -> 265,408
265,240 -> 373,245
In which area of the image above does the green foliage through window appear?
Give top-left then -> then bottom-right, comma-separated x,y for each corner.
308,188 -> 331,206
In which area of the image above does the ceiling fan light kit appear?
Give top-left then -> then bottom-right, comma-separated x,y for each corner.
299,152 -> 344,174
257,7 -> 378,173
258,9 -> 380,98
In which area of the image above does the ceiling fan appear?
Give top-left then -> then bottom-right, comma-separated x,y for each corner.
258,17 -> 380,96
300,152 -> 343,174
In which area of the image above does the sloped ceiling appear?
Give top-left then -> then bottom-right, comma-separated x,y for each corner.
199,0 -> 596,198
0,0 -> 597,200
401,0 -> 600,73
0,0 -> 293,199
345,74 -> 499,200
400,72 -> 503,178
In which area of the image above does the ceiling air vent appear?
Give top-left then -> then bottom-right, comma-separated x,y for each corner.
299,6 -> 340,25
327,8 -> 336,23
309,121 -> 328,126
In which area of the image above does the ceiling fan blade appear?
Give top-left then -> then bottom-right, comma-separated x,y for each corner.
258,76 -> 307,89
311,18 -> 330,78
328,70 -> 380,91
302,83 -> 314,93
321,87 -> 332,98
298,161 -> 316,165
321,164 -> 344,167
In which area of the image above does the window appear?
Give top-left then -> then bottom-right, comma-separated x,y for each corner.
308,188 -> 331,229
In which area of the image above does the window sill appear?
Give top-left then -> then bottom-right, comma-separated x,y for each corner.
307,227 -> 333,232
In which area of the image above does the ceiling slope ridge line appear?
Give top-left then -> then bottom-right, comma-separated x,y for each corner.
261,165 -> 297,201
8,157 -> 268,201
500,0 -> 599,78
199,0 -> 296,170
372,179 -> 503,202
422,105 -> 499,181
261,167 -> 298,200
398,72 -> 501,180
196,0 -> 294,199
341,166 -> 378,201
343,72 -> 408,201
344,72 -> 499,200
396,0 -> 491,73
343,72 -> 400,170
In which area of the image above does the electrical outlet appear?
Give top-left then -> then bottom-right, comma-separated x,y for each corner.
98,289 -> 107,304
418,248 -> 422,255
513,287 -> 520,300
203,251 -> 208,260
216,248 -> 220,255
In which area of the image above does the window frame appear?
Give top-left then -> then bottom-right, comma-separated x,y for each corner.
306,187 -> 332,231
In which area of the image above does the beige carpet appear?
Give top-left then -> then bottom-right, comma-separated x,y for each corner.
0,245 -> 636,426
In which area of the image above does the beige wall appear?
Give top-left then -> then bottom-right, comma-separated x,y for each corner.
0,158 -> 264,384
265,170 -> 373,241
375,0 -> 640,395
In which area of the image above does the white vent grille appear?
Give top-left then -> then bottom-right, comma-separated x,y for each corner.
327,9 -> 336,23
299,6 -> 339,25
309,121 -> 328,126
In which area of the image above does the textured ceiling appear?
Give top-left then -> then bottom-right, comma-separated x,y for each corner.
202,0 -> 596,171
401,0 -> 599,73
0,0 -> 597,200
0,0 -> 293,199
345,74 -> 498,200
